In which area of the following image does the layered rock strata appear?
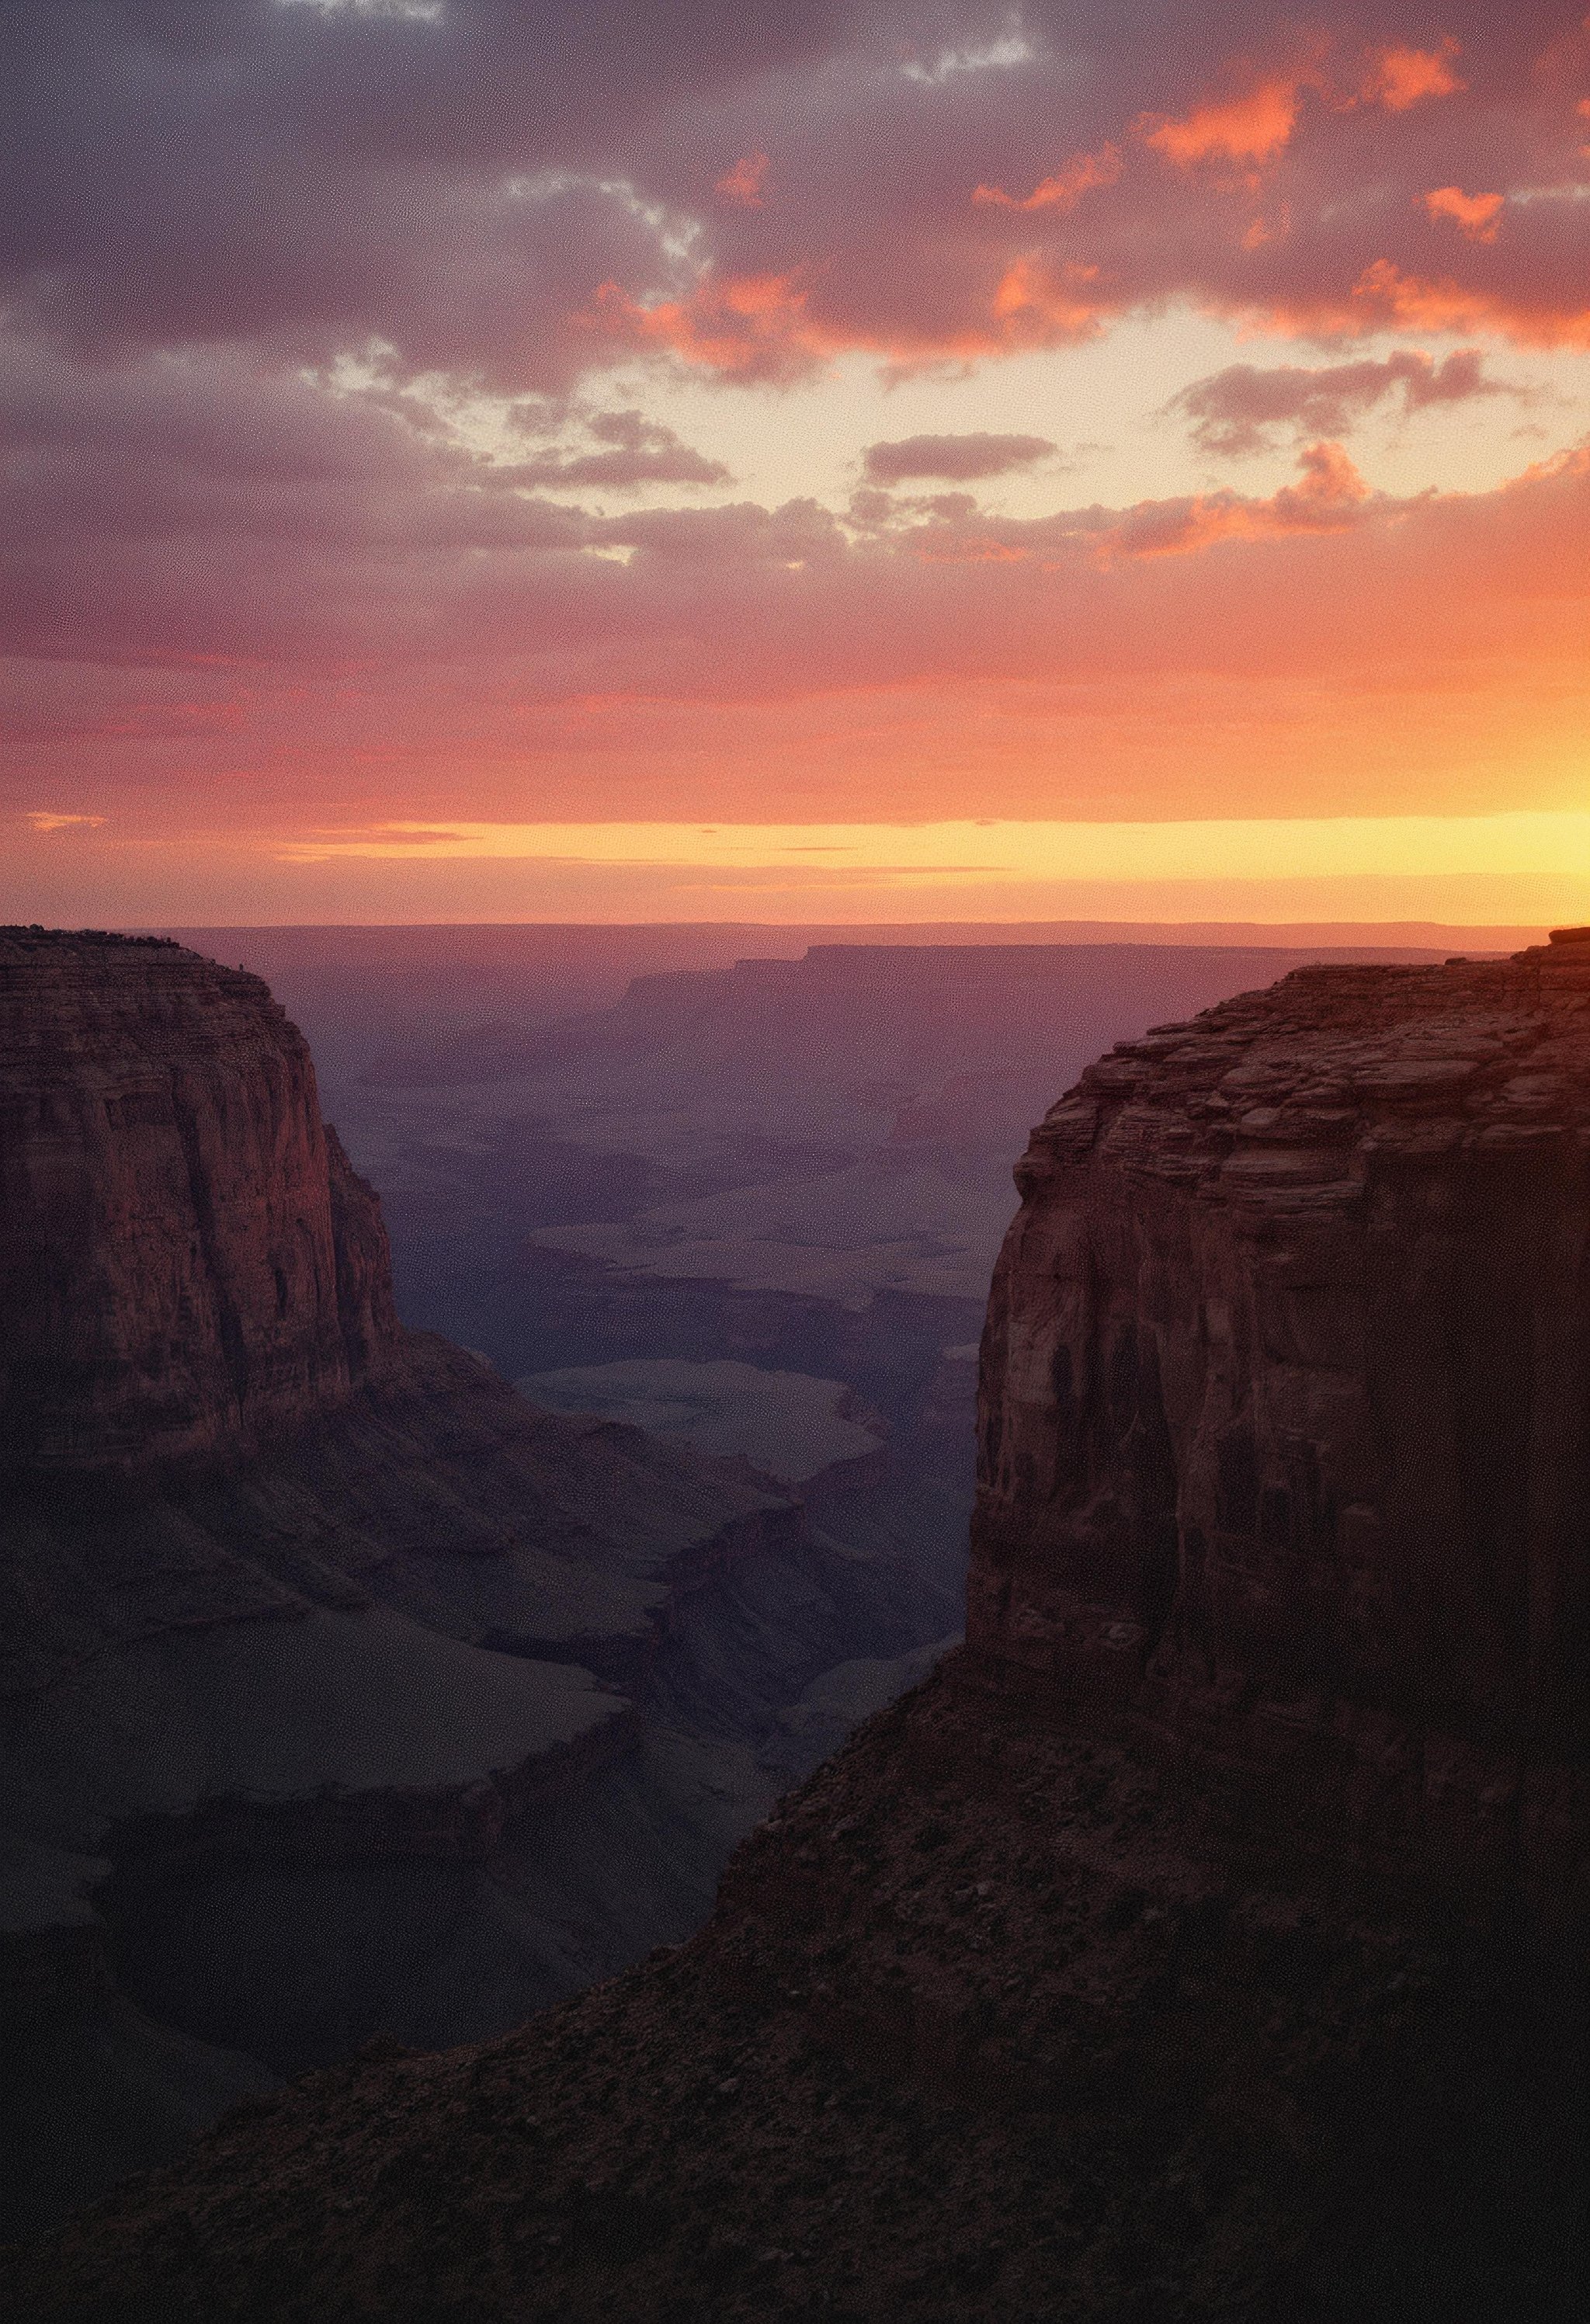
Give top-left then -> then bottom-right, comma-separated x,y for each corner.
972,926 -> 1590,1933
6,937 -> 1588,2319
0,929 -> 397,1472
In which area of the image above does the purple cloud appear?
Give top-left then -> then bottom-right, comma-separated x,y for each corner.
1168,350 -> 1520,457
862,432 -> 1059,484
495,411 -> 731,488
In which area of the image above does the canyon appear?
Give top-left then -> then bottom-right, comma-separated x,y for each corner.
7,930 -> 1587,2319
0,929 -> 956,2240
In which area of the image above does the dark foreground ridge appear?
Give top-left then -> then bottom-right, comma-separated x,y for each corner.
6,933 -> 1590,2319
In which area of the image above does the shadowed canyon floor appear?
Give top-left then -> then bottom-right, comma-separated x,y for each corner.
6,930 -> 1588,2318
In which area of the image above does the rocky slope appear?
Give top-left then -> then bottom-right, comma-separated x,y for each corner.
0,932 -> 951,2239
12,933 -> 1587,2319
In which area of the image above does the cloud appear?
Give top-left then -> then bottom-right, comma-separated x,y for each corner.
861,432 -> 1058,484
23,811 -> 107,832
6,380 -> 1585,841
1141,77 -> 1304,167
1423,186 -> 1505,242
4,2 -> 1589,865
1345,260 -> 1590,349
3,2 -> 1585,399
973,144 -> 1120,211
1095,440 -> 1371,559
1168,349 -> 1516,456
591,271 -> 831,384
493,410 -> 731,488
1362,40 -> 1466,112
900,25 -> 1033,87
715,153 -> 769,207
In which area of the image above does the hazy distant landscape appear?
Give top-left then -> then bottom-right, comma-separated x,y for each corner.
194,927 -> 1467,1507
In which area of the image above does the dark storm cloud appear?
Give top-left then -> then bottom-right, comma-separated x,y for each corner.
862,432 -> 1058,482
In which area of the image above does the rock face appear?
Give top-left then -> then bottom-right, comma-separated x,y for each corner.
973,929 -> 1590,1933
0,929 -> 398,1473
6,940 -> 1588,2319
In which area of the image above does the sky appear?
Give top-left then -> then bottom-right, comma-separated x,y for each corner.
3,0 -> 1588,926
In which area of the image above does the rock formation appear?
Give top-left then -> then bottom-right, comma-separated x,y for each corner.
5,936 -> 1588,2319
973,930 -> 1590,1935
0,928 -> 398,1473
0,932 -> 947,2240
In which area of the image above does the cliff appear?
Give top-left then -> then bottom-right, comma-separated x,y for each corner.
5,937 -> 1588,2319
0,930 -> 398,1472
972,926 -> 1590,1931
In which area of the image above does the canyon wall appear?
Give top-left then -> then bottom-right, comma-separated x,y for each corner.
0,930 -> 398,1472
972,929 -> 1590,1930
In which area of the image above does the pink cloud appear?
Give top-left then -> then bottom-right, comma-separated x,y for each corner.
715,152 -> 769,208
1346,259 -> 1590,347
1363,40 -> 1466,112
974,144 -> 1121,212
1141,78 -> 1304,167
1423,186 -> 1505,242
1168,349 -> 1515,456
1096,441 -> 1372,561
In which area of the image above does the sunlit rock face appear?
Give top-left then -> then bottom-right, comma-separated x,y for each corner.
0,930 -> 399,1473
972,929 -> 1590,1928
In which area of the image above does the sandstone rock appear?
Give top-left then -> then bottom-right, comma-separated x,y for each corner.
972,933 -> 1590,1933
0,929 -> 398,1473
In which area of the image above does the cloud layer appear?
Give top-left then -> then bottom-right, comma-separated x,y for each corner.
3,2 -> 1588,898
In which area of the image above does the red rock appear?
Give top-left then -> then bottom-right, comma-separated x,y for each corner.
0,930 -> 398,1473
971,938 -> 1590,1927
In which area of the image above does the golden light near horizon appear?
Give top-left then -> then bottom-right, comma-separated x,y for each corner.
278,812 -> 1590,886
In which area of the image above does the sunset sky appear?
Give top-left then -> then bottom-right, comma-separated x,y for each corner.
5,1 -> 1588,925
